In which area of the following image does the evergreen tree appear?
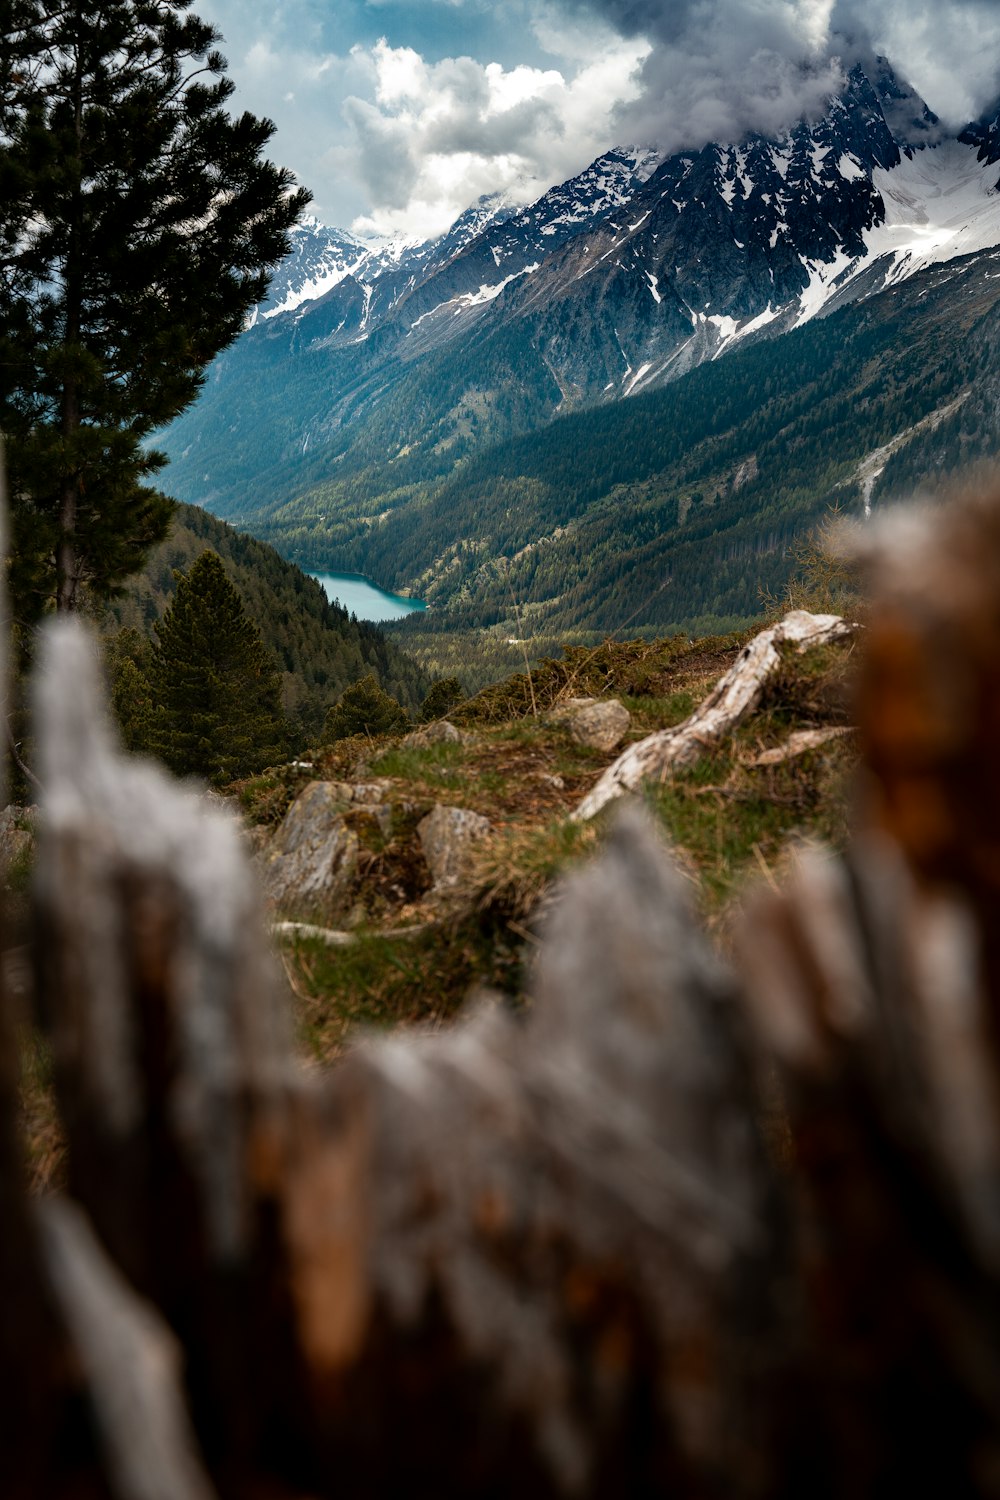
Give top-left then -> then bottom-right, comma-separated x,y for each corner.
325,675 -> 409,741
104,625 -> 156,753
0,0 -> 309,621
149,550 -> 289,783
418,676 -> 465,723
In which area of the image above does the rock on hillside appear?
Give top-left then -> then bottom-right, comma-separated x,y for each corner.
261,780 -> 396,921
417,805 -> 492,892
235,621 -> 858,983
548,698 -> 631,752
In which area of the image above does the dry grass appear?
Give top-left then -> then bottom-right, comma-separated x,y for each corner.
16,625 -> 862,1171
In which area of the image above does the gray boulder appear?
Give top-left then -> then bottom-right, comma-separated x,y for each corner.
402,720 -> 462,749
261,781 -> 388,918
324,779 -> 394,807
417,804 -> 491,891
550,698 -> 631,753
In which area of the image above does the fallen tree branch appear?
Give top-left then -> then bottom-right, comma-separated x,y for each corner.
574,610 -> 853,820
747,725 -> 855,767
271,920 -> 431,946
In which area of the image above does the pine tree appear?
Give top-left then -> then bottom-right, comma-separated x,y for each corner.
149,550 -> 289,783
325,675 -> 410,741
418,676 -> 465,723
104,625 -> 156,754
0,1 -> 309,621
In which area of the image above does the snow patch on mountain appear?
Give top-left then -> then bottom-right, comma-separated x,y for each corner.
793,139 -> 1000,326
259,218 -> 371,320
477,146 -> 662,269
408,262 -> 543,333
261,195 -> 520,323
266,255 -> 368,318
623,361 -> 653,394
854,390 -> 971,516
795,248 -> 856,325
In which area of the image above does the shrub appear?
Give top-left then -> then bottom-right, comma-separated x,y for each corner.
325,674 -> 410,741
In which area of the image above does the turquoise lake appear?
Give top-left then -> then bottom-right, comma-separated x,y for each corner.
309,570 -> 427,622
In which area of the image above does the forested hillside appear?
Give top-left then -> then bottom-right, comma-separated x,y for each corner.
158,58 -> 1000,558
163,312 -> 565,533
106,502 -> 427,739
255,247 -> 1000,639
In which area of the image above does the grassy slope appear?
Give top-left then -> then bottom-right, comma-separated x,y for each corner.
249,627 -> 858,1059
17,621 -> 858,1181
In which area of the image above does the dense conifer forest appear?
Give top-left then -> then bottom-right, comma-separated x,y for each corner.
105,502 -> 428,743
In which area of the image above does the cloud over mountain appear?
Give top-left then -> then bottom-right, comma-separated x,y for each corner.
343,33 -> 650,239
197,0 -> 1000,239
568,0 -> 1000,147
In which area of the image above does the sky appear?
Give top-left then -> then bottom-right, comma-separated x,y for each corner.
194,0 -> 1000,242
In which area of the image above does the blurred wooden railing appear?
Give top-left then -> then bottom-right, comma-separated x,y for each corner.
6,490 -> 1000,1498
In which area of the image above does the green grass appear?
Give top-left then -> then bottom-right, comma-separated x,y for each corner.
262,624 -> 858,1060
369,740 -> 466,781
644,738 -> 854,912
476,816 -> 601,922
234,770 -> 297,826
284,917 -> 526,1060
620,689 -> 698,731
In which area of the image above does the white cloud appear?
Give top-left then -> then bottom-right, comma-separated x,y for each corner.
344,35 -> 650,239
830,0 -> 1000,124
568,0 -> 1000,146
192,0 -> 1000,243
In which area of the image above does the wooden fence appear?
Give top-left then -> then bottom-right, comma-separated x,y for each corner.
5,490 -> 1000,1498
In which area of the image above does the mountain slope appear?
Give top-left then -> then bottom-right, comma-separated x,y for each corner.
157,59 -> 1000,625
319,246 -> 1000,638
107,503 -> 427,738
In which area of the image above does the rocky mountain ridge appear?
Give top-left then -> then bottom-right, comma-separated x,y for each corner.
159,57 -> 1000,624
254,61 -> 953,364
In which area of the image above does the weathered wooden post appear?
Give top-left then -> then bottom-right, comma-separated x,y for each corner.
7,484 -> 1000,1497
0,448 -> 216,1500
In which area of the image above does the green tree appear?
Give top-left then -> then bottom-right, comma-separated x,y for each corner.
104,625 -> 156,753
0,0 -> 309,621
149,550 -> 289,783
325,674 -> 409,741
418,676 -> 465,723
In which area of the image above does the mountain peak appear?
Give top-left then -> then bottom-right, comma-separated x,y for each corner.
166,47 -> 1000,538
866,54 -> 945,151
959,96 -> 1000,172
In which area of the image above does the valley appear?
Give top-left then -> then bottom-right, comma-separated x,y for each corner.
223,248 -> 1000,643
9,11 -> 1000,1488
156,54 -> 1000,651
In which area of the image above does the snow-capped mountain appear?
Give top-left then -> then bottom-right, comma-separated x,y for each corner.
255,192 -> 522,331
475,61 -> 1000,397
258,146 -> 662,353
255,218 -> 370,320
160,56 -> 1000,527
391,145 -> 663,352
250,59 -> 1000,388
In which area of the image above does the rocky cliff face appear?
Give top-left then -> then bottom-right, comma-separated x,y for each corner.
261,62 -> 936,380
488,62 -> 942,400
